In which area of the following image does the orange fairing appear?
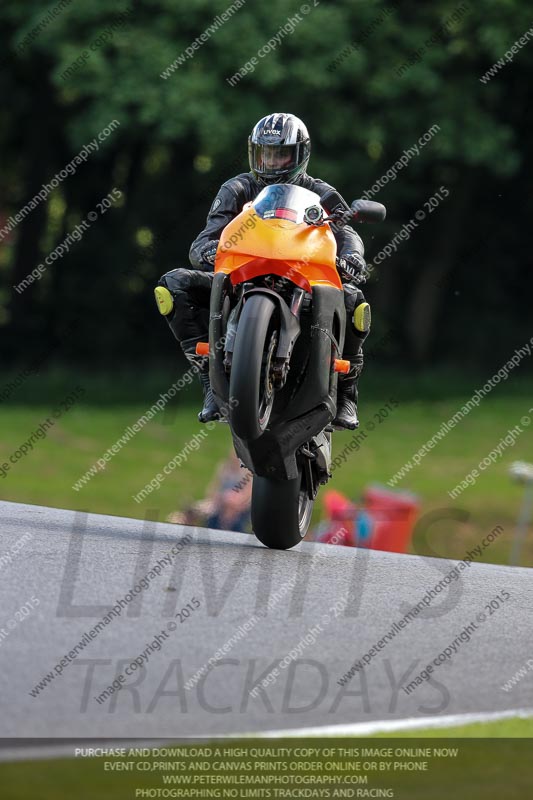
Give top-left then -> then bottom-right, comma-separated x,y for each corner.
215,208 -> 342,291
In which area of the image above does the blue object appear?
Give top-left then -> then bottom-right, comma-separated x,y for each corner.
355,509 -> 373,546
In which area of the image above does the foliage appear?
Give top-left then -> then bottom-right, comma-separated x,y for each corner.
0,0 -> 531,366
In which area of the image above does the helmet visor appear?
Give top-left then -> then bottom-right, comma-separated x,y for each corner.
249,142 -> 301,179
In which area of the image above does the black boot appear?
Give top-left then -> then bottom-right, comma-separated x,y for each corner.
181,337 -> 220,424
155,269 -> 217,423
197,371 -> 221,423
332,354 -> 363,431
334,287 -> 369,431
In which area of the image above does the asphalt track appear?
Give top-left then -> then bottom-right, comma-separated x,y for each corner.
1,500 -> 532,743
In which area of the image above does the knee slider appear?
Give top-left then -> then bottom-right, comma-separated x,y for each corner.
154,269 -> 191,317
154,284 -> 174,316
354,301 -> 371,333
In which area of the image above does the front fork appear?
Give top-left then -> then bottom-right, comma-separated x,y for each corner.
209,273 -> 343,483
222,281 -> 304,388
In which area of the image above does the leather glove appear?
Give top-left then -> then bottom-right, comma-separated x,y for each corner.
200,239 -> 219,267
336,252 -> 367,284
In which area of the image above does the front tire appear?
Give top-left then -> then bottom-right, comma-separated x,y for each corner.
229,294 -> 278,441
252,468 -> 314,549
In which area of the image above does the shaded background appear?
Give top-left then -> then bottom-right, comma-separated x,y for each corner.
0,0 -> 532,564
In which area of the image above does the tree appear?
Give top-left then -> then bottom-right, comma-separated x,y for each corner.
0,0 -> 531,366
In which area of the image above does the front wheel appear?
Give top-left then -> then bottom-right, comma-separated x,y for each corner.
229,294 -> 278,441
251,468 -> 314,549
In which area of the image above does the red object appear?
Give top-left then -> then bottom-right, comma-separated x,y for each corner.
362,486 -> 419,553
317,486 -> 419,553
319,521 -> 356,547
323,489 -> 355,519
318,490 -> 357,546
195,342 -> 209,355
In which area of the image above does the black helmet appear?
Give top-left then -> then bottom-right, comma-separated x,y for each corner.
248,113 -> 311,185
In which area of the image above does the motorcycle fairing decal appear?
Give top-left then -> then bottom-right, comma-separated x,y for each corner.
274,207 -> 298,222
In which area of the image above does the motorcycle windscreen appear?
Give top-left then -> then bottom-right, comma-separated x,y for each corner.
253,184 -> 321,225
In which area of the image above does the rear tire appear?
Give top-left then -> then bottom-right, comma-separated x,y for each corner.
229,294 -> 278,441
252,468 -> 314,549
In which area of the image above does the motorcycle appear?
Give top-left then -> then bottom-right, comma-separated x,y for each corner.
196,184 -> 385,549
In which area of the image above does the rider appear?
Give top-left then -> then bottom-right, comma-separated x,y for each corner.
155,113 -> 371,430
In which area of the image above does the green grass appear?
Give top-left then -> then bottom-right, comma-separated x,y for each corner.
1,368 -> 532,565
377,716 -> 533,737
